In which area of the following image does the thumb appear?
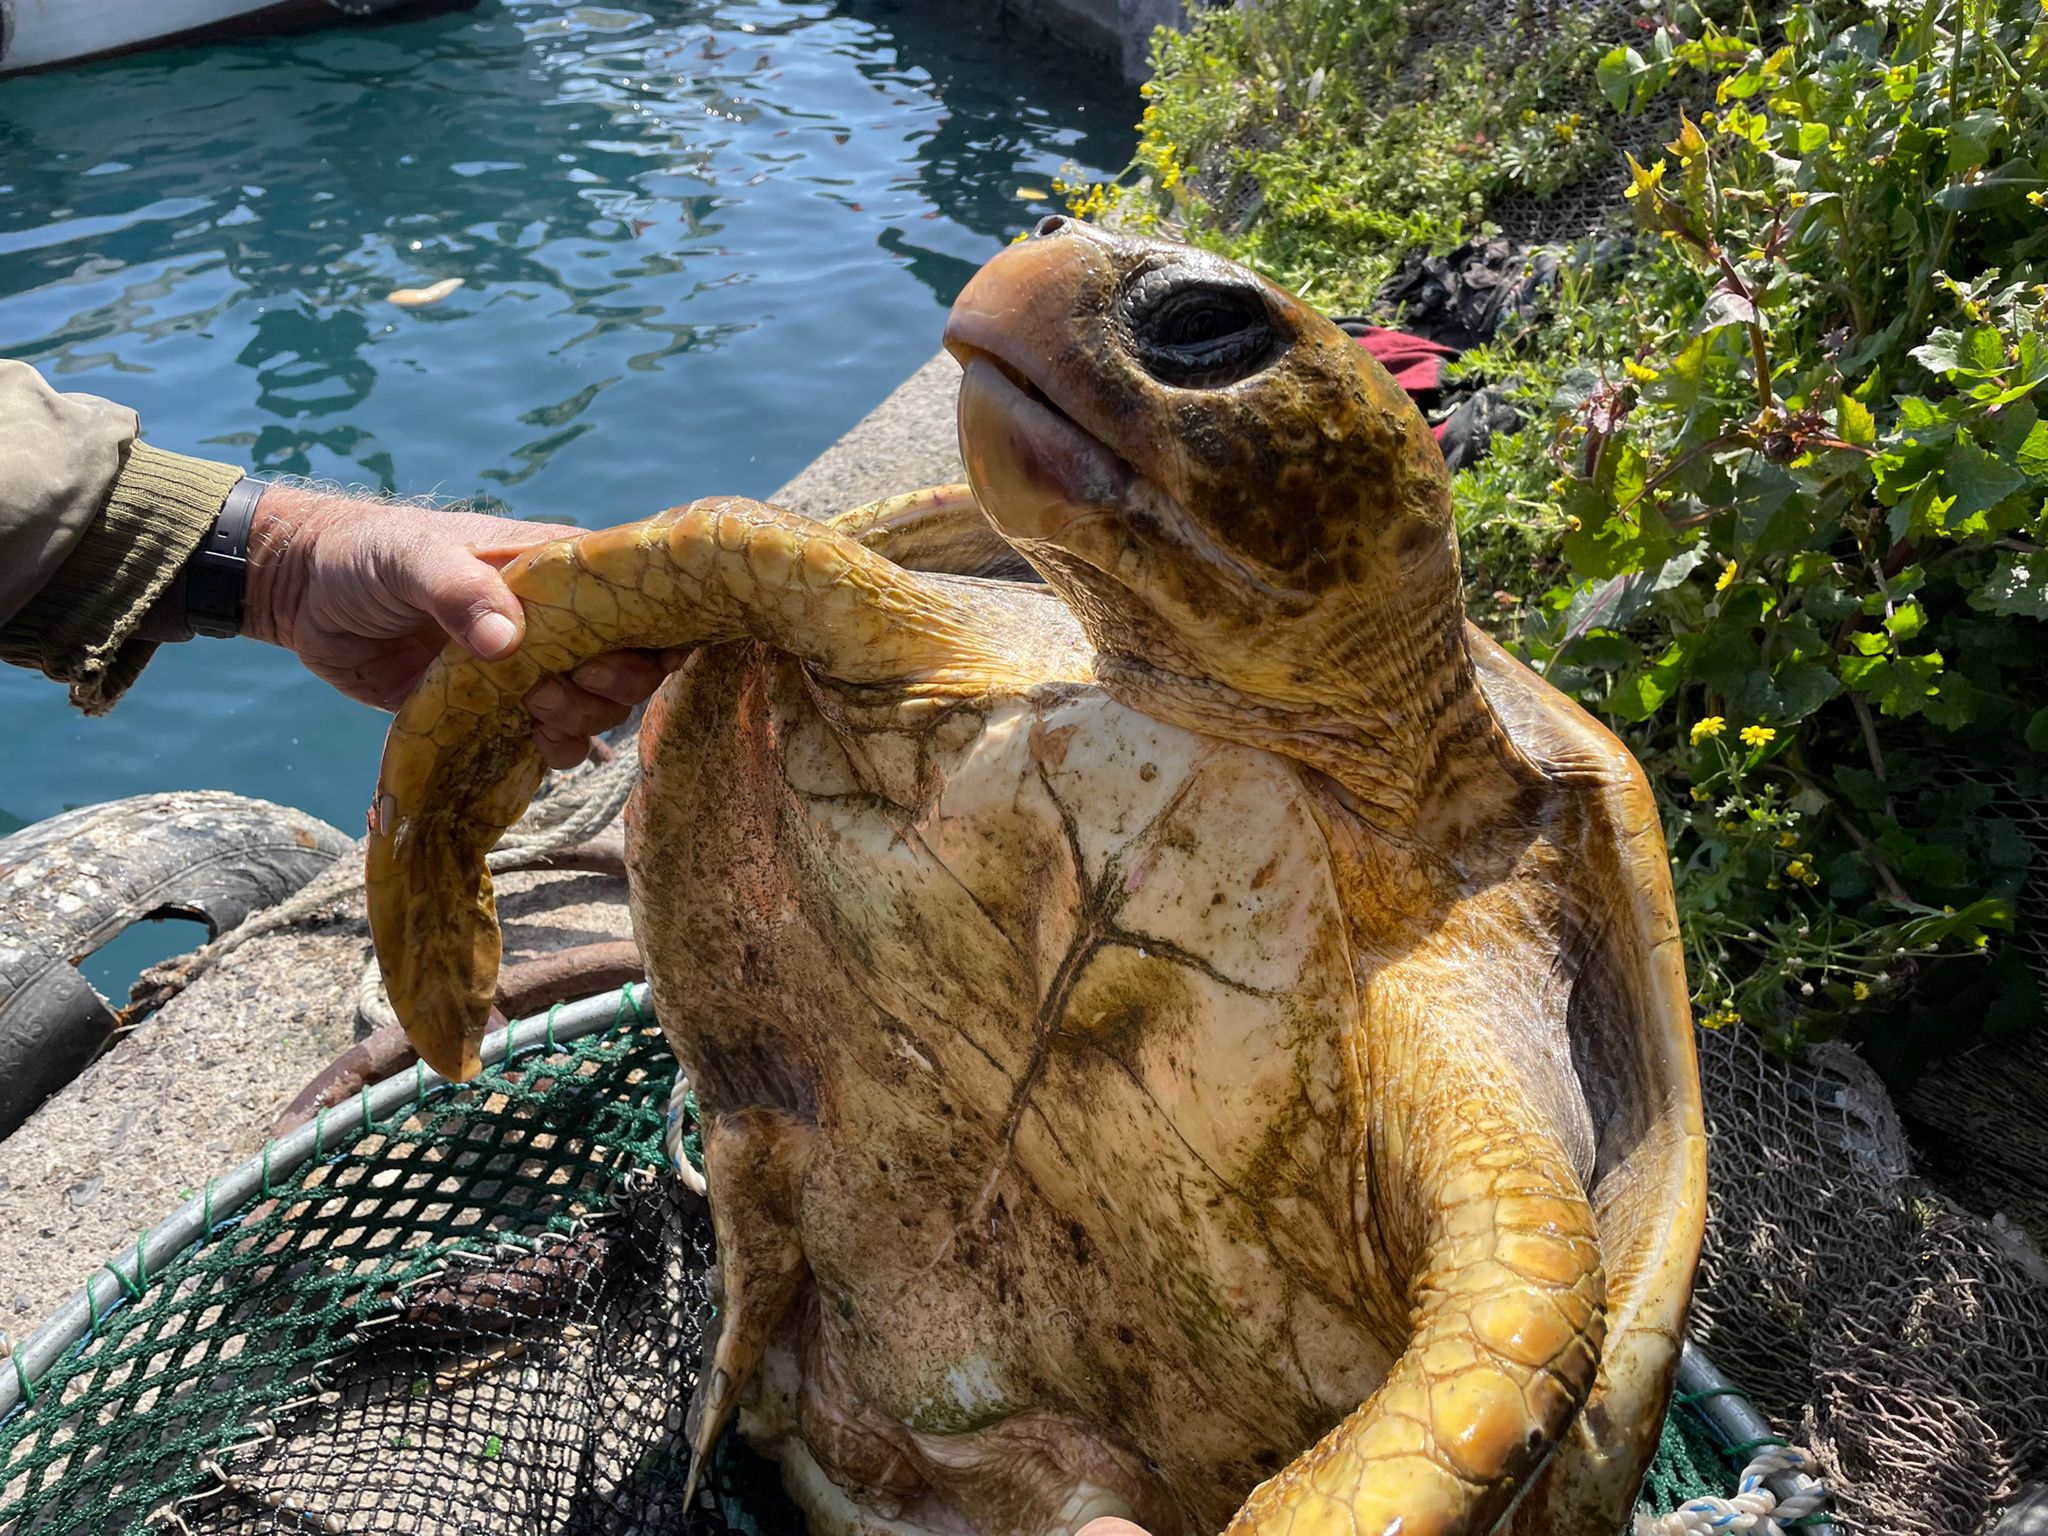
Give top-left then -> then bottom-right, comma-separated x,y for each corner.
406,542 -> 526,661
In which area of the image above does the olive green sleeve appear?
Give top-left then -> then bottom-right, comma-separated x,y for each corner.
0,361 -> 244,714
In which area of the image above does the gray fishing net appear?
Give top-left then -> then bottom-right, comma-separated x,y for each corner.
1688,1021 -> 2048,1534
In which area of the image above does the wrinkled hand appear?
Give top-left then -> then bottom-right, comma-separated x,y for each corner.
242,483 -> 670,767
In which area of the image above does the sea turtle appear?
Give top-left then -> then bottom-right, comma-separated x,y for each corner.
366,217 -> 1706,1536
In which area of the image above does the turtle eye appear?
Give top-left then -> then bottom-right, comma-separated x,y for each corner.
1121,272 -> 1280,389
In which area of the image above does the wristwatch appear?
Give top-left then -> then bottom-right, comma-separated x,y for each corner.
184,475 -> 266,639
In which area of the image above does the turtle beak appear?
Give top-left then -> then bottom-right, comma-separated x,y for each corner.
952,354 -> 1134,542
946,219 -> 1138,543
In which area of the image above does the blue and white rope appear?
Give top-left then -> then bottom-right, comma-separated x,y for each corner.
1636,1445 -> 1829,1535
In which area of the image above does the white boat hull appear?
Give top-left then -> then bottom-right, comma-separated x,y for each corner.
0,0 -> 432,77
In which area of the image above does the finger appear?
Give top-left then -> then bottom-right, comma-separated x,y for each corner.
569,651 -> 668,706
525,677 -> 634,740
533,723 -> 593,771
1074,1519 -> 1152,1536
399,540 -> 528,661
469,523 -> 581,567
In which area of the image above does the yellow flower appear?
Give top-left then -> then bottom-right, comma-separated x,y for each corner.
1624,358 -> 1660,383
1784,859 -> 1808,882
1778,831 -> 1797,848
1624,155 -> 1668,201
1852,981 -> 1870,1001
1740,724 -> 1777,749
1690,716 -> 1727,744
1690,785 -> 1713,803
1716,561 -> 1738,592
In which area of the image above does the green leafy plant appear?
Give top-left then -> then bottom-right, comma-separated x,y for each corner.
1525,0 -> 2047,1058
1068,0 -> 1619,306
1090,0 -> 2047,1068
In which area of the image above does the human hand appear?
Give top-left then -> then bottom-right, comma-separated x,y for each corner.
241,483 -> 671,767
1074,1519 -> 1152,1536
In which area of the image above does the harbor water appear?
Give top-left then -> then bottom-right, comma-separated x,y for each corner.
0,0 -> 1134,855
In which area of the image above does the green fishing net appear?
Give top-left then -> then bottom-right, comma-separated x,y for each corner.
0,995 -> 1752,1536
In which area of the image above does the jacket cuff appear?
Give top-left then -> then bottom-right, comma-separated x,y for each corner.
1,442 -> 243,714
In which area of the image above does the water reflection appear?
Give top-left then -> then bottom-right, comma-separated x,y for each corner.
0,0 -> 1134,833
0,1 -> 1135,495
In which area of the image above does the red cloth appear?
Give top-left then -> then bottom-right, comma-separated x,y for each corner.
1352,325 -> 1458,441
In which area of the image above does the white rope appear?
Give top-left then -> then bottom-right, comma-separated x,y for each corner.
1635,1445 -> 1829,1535
664,1072 -> 708,1197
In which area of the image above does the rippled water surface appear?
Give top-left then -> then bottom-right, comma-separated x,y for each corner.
0,0 -> 1134,841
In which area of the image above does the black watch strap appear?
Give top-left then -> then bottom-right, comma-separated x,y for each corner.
187,476 -> 265,639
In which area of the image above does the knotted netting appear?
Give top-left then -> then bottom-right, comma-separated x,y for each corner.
0,987 -> 1766,1536
1688,1022 -> 2048,1535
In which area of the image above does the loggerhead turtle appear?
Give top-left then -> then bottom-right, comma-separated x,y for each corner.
366,217 -> 1706,1536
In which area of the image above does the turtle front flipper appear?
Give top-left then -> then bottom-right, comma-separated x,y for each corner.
367,496 -> 1028,1082
1227,1005 -> 1607,1536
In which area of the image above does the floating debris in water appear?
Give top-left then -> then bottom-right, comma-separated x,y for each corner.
1015,187 -> 1050,201
388,277 -> 466,307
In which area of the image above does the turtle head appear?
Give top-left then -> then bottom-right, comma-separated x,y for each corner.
945,218 -> 1462,715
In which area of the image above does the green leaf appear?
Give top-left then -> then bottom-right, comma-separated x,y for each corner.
1608,635 -> 1700,723
1786,551 -> 1835,586
1946,107 -> 2002,174
1972,552 -> 2048,618
1653,547 -> 1707,591
1911,330 -> 1973,377
2026,707 -> 2048,753
1733,464 -> 1805,558
1931,163 -> 2046,212
1885,599 -> 1927,639
1967,327 -> 2007,374
1645,333 -> 1712,411
1897,394 -> 1948,430
1699,284 -> 1761,334
1892,896 -> 2013,945
1863,650 -> 1946,716
1717,51 -> 1769,102
1940,440 -> 2030,525
1567,631 -> 1637,671
1834,765 -> 1889,812
1763,659 -> 1842,721
1597,46 -> 1648,114
2019,420 -> 2048,481
1837,393 -> 1876,446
